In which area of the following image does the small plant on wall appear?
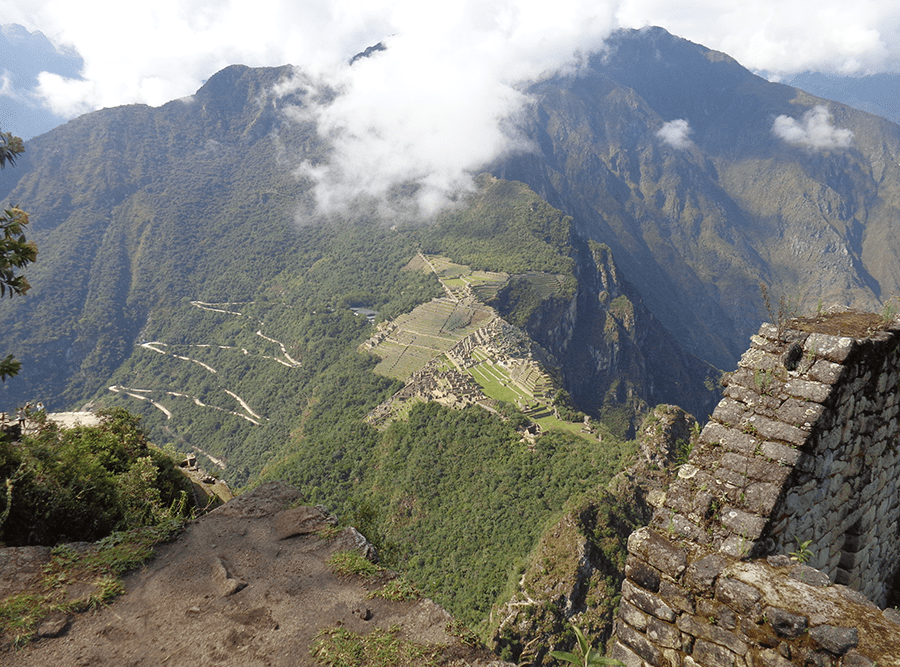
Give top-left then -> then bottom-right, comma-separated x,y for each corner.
550,624 -> 623,667
789,538 -> 814,564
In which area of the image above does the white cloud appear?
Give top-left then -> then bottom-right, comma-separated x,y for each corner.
657,119 -> 693,149
279,1 -> 620,217
0,70 -> 22,101
772,105 -> 854,149
6,0 -> 900,121
615,0 -> 900,76
3,0 -> 899,213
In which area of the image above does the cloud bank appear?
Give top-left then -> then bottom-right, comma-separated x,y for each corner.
657,119 -> 693,149
772,105 -> 854,150
284,2 -> 620,216
4,0 -> 898,212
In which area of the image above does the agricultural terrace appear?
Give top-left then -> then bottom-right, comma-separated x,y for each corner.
366,299 -> 496,380
465,349 -> 600,440
410,253 -> 509,302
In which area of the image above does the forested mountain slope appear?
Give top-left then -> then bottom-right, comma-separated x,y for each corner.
4,25 -> 900,641
497,26 -> 900,369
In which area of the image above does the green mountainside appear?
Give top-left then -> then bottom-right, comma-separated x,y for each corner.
498,27 -> 900,369
4,25 -> 900,655
1,91 -> 694,633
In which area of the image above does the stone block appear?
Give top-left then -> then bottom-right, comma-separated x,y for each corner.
652,511 -> 709,544
647,616 -> 681,650
659,578 -> 695,614
609,640 -> 644,667
765,607 -> 807,638
676,615 -> 749,656
697,597 -> 736,630
803,334 -> 855,364
738,348 -> 782,372
661,648 -> 682,667
720,535 -> 754,559
616,620 -> 663,665
715,577 -> 761,613
702,423 -> 759,456
783,378 -> 832,403
808,625 -> 858,656
692,638 -> 736,666
808,359 -> 845,384
625,554 -> 661,593
684,554 -> 728,596
713,399 -> 753,428
742,482 -> 783,516
753,648 -> 793,667
788,564 -> 831,587
746,415 -> 808,447
839,650 -> 876,667
622,580 -> 676,622
664,482 -> 698,516
618,598 -> 649,632
758,441 -> 801,466
627,527 -> 688,579
746,458 -> 794,486
719,507 -> 767,540
775,398 -> 825,429
715,467 -> 751,489
751,334 -> 780,353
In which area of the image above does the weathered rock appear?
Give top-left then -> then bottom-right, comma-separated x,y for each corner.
272,505 -> 336,540
766,607 -> 808,638
211,556 -> 247,597
808,625 -> 858,655
35,613 -> 71,638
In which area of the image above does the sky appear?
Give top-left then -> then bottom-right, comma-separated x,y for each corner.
4,0 -> 900,214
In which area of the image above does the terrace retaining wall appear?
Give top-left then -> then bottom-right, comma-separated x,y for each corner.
608,315 -> 900,665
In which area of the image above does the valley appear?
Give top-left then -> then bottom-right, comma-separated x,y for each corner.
3,23 -> 900,662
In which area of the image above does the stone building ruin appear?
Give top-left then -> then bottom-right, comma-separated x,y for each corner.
609,312 -> 900,666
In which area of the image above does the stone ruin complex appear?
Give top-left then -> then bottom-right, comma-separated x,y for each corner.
609,312 -> 900,666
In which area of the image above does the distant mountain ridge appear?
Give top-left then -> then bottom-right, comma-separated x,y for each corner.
497,26 -> 900,369
2,26 -> 899,422
0,23 -> 82,139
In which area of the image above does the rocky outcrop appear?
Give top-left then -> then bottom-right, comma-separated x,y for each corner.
2,482 -> 513,667
517,240 -> 719,437
490,405 -> 696,666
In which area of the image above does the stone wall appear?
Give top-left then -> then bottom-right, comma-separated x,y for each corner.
608,314 -> 900,665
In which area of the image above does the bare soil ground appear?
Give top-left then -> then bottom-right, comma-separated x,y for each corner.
1,482 -> 508,667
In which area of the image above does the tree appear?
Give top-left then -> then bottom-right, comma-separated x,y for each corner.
0,127 -> 36,381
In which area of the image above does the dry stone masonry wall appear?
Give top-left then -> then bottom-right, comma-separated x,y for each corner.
609,314 -> 900,666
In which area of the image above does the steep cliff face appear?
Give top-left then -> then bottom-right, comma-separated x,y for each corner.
513,239 -> 719,436
490,405 -> 695,666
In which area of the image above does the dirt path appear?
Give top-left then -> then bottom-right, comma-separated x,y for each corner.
2,483 -> 510,667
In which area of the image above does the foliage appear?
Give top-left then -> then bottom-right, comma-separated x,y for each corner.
789,538 -> 814,564
0,407 -> 193,545
759,282 -> 802,340
0,519 -> 184,647
368,577 -> 420,602
0,127 -> 36,381
0,130 -> 24,168
311,625 -> 441,667
491,488 -> 646,664
355,403 -> 633,629
420,176 -> 577,279
327,550 -> 383,580
550,624 -> 623,666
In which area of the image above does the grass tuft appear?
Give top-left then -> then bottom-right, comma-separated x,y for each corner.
310,625 -> 441,667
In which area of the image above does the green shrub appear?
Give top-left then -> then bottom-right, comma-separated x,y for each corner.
0,407 -> 193,546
